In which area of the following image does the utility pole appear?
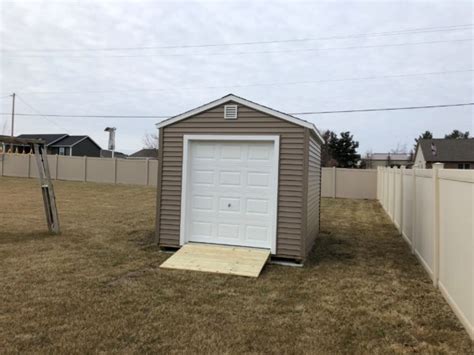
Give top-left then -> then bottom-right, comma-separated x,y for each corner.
11,93 -> 16,137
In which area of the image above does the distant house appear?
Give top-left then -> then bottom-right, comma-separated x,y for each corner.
129,148 -> 159,159
364,153 -> 412,169
14,134 -> 102,157
100,150 -> 128,159
414,138 -> 474,169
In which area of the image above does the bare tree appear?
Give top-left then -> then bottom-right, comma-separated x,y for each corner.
390,143 -> 408,154
142,131 -> 159,149
1,119 -> 8,135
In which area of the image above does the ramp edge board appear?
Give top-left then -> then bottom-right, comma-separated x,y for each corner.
160,243 -> 271,277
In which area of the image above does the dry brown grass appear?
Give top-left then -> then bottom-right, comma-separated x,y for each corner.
0,177 -> 472,354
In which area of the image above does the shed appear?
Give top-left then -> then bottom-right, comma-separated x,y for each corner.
155,94 -> 323,261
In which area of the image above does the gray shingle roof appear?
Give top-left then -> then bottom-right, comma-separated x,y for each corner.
52,135 -> 87,146
419,138 -> 474,162
16,134 -> 68,145
130,148 -> 159,158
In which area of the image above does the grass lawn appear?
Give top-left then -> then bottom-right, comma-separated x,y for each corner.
0,177 -> 472,353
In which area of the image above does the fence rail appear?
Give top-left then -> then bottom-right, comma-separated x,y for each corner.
1,155 -> 377,199
0,153 -> 158,187
378,165 -> 473,340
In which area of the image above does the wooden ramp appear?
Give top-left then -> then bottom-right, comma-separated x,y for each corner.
160,243 -> 271,277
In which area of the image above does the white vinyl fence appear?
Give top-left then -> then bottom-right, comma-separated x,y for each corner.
378,165 -> 473,340
0,153 -> 158,186
322,167 -> 377,199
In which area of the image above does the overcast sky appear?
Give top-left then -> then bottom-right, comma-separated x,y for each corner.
1,0 -> 472,154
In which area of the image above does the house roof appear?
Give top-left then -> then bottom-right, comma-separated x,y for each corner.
129,148 -> 159,158
367,153 -> 412,161
156,94 -> 324,143
418,138 -> 474,162
100,149 -> 128,158
53,135 -> 89,147
16,134 -> 68,146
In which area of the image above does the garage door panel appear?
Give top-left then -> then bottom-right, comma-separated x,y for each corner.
193,170 -> 215,185
192,195 -> 214,210
191,221 -> 214,237
246,198 -> 269,214
247,172 -> 270,187
219,171 -> 242,186
220,144 -> 243,160
185,140 -> 277,251
246,225 -> 269,242
218,197 -> 241,213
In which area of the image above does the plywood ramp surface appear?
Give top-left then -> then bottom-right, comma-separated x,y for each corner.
160,243 -> 271,277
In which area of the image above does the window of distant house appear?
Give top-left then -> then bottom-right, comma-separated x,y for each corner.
458,163 -> 470,169
59,147 -> 65,155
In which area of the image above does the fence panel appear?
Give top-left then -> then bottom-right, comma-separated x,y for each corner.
2,154 -> 29,177
438,170 -> 473,338
335,169 -> 377,199
57,155 -> 85,181
377,166 -> 473,340
401,170 -> 413,245
87,157 -> 115,183
393,170 -> 402,228
116,159 -> 147,185
321,168 -> 376,199
148,160 -> 158,187
414,170 -> 434,277
29,155 -> 58,179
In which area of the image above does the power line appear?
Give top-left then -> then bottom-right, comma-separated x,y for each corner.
1,23 -> 472,52
15,94 -> 71,132
291,103 -> 474,115
5,38 -> 472,58
0,102 -> 472,120
3,68 -> 472,96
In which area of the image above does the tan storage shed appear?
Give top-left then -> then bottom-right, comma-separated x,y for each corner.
155,94 -> 323,261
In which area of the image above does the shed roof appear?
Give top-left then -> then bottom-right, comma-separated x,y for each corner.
156,94 -> 323,143
418,138 -> 474,162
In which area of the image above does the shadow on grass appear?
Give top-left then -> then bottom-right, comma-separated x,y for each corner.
306,232 -> 355,267
0,231 -> 56,244
127,229 -> 161,252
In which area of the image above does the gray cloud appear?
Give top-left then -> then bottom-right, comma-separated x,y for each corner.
1,0 -> 472,154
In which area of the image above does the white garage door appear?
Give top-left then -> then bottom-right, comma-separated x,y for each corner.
182,139 -> 278,252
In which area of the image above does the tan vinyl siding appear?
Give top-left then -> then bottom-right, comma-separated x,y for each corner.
306,131 -> 322,254
157,102 -> 306,259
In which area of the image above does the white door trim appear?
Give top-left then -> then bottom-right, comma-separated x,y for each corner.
180,134 -> 280,254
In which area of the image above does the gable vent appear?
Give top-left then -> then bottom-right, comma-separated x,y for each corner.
224,105 -> 238,119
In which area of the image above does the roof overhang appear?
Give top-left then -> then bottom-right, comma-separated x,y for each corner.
155,94 -> 324,143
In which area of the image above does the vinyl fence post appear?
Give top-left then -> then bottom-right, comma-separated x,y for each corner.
391,167 -> 396,221
411,167 -> 417,254
55,154 -> 59,180
83,156 -> 87,182
378,167 -> 382,201
432,162 -> 443,288
27,154 -> 31,178
382,167 -> 386,207
145,158 -> 150,186
332,166 -> 336,198
113,157 -> 117,184
400,166 -> 405,235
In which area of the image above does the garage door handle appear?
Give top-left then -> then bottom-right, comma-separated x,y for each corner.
228,203 -> 231,207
